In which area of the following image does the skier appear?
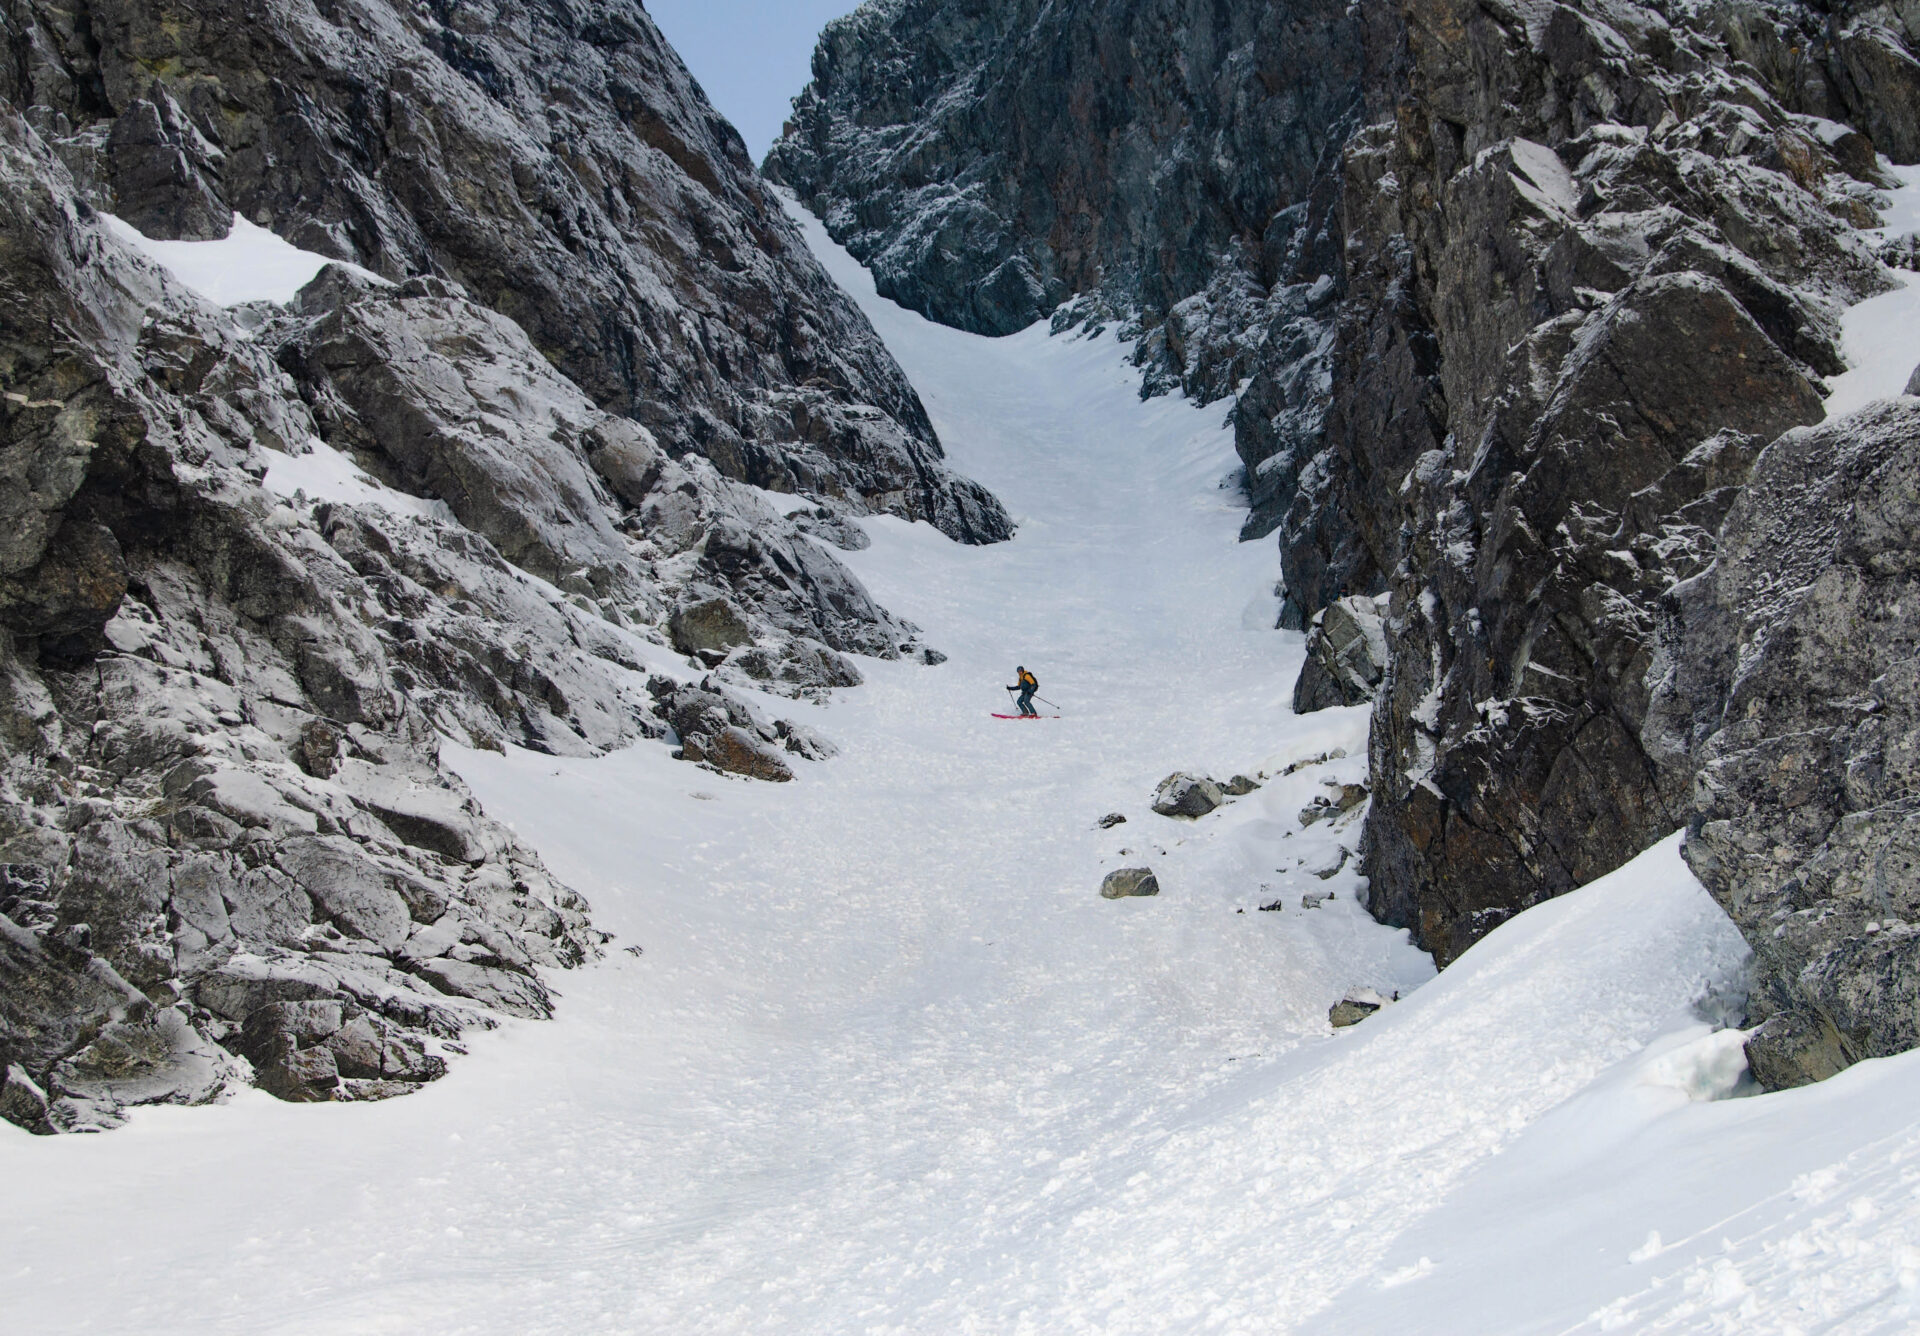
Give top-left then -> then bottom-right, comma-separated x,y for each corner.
1008,665 -> 1039,717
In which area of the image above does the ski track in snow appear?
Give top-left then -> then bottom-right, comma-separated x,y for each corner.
7,192 -> 1920,1336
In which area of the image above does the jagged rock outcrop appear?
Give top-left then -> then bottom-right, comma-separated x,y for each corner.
1293,594 -> 1389,712
0,0 -> 1012,1131
1649,398 -> 1920,1088
767,0 -> 1359,341
0,109 -> 618,1130
1324,0 -> 1895,965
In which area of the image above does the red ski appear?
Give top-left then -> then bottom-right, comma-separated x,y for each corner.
992,713 -> 1060,720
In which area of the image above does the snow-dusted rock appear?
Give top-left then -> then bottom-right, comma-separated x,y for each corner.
670,597 -> 756,661
1292,594 -> 1388,712
1328,998 -> 1378,1028
413,958 -> 552,1021
104,90 -> 229,242
1300,782 -> 1369,828
0,0 -> 1022,1132
1307,847 -> 1352,880
1151,773 -> 1224,819
1651,398 -> 1920,1088
652,679 -> 827,782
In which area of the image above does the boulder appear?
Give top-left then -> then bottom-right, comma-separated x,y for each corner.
1831,21 -> 1920,164
651,678 -> 809,781
729,639 -> 863,694
687,726 -> 796,783
1222,775 -> 1261,796
1306,847 -> 1351,880
1151,773 -> 1224,818
1907,363 -> 1920,397
1100,868 -> 1161,899
1299,782 -> 1369,827
1098,812 -> 1128,829
1292,595 -> 1388,712
48,1007 -> 238,1127
332,759 -> 494,864
238,1000 -> 347,1102
670,596 -> 755,659
0,1063 -> 51,1133
1329,989 -> 1392,1028
275,837 -> 413,951
774,720 -> 838,762
1652,399 -> 1920,1088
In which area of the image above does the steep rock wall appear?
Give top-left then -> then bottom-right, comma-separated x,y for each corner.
1331,0 -> 1893,965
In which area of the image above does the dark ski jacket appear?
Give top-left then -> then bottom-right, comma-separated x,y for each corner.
1011,670 -> 1038,693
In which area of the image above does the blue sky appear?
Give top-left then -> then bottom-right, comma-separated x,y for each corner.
648,0 -> 865,163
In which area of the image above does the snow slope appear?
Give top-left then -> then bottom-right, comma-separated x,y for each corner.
1824,164 -> 1920,418
101,212 -> 387,307
6,198 -> 1920,1336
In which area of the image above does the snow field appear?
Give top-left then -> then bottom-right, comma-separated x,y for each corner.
8,181 -> 1920,1335
101,212 -> 388,308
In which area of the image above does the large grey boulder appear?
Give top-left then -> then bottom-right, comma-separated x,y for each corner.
1151,773 -> 1224,819
670,597 -> 755,661
1292,594 -> 1388,712
1100,868 -> 1161,900
1650,398 -> 1920,1088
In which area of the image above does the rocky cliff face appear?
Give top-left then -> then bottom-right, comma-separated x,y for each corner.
1330,0 -> 1896,967
0,0 -> 1009,1131
765,0 -> 1362,536
776,0 -> 1920,1083
6,0 -> 1008,543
